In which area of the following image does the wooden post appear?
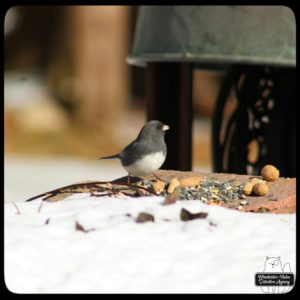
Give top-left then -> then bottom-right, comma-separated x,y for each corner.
48,6 -> 130,129
146,63 -> 193,171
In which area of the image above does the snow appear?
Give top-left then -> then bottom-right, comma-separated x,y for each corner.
4,156 -> 296,293
4,155 -> 127,203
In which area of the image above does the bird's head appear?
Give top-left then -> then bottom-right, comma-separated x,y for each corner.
139,120 -> 170,140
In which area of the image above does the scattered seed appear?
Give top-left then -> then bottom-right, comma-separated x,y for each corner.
167,178 -> 180,194
240,200 -> 248,206
179,176 -> 201,187
253,182 -> 269,196
243,181 -> 254,196
261,165 -> 280,182
249,177 -> 265,184
152,180 -> 165,194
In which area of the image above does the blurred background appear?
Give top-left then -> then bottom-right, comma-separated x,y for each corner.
5,6 -> 225,201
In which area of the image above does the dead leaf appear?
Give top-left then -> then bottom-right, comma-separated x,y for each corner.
180,208 -> 208,221
75,221 -> 96,233
136,212 -> 155,223
209,221 -> 217,227
163,186 -> 181,205
257,207 -> 271,213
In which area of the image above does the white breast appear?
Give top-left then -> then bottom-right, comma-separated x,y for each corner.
124,151 -> 166,176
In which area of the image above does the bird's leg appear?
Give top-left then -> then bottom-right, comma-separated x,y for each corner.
127,173 -> 131,184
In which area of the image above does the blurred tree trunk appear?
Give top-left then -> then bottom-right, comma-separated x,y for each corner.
48,6 -> 130,129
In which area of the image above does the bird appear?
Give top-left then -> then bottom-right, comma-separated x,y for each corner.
99,120 -> 170,182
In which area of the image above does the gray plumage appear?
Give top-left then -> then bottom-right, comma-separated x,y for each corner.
100,120 -> 169,176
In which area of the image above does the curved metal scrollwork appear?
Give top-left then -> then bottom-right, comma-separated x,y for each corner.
212,65 -> 295,177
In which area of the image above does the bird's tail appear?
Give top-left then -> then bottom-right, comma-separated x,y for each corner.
98,154 -> 119,160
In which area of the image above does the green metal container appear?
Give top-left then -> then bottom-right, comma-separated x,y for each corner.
128,6 -> 296,67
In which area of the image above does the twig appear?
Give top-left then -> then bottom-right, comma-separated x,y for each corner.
89,192 -> 113,198
152,172 -> 165,182
25,192 -> 52,202
12,201 -> 21,214
24,180 -> 157,203
24,181 -> 109,202
114,182 -> 156,195
37,200 -> 44,213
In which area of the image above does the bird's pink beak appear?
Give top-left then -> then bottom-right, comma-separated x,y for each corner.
162,124 -> 170,131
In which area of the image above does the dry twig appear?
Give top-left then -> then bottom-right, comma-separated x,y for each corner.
12,201 -> 21,214
24,180 -> 157,203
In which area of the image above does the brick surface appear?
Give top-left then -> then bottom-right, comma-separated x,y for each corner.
143,170 -> 296,214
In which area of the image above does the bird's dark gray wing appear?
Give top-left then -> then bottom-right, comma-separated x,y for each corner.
119,139 -> 166,166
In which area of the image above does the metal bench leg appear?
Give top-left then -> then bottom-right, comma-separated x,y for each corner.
146,62 -> 193,171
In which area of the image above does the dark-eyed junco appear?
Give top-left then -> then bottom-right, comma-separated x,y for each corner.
99,120 -> 170,181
